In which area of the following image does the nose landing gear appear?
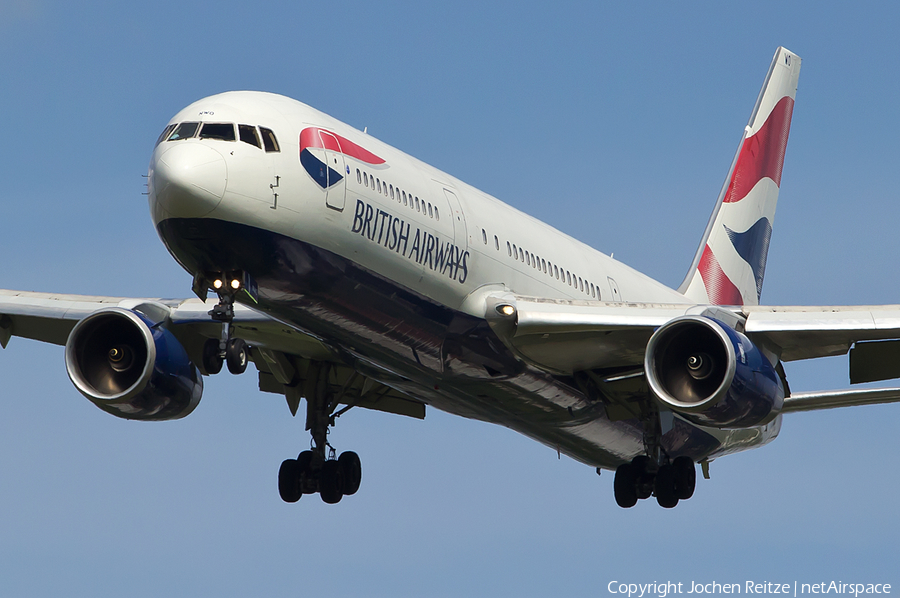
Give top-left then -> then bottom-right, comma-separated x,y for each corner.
200,275 -> 251,376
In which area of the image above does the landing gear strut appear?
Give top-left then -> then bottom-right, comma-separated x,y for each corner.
277,362 -> 362,504
202,290 -> 249,375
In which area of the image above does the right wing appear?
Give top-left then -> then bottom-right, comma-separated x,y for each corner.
0,289 -> 425,420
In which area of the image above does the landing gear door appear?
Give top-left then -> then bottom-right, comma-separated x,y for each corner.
319,130 -> 346,211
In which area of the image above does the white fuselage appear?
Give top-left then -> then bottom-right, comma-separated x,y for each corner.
148,91 -> 778,469
150,92 -> 686,312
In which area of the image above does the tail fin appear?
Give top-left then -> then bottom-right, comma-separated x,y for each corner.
679,47 -> 801,306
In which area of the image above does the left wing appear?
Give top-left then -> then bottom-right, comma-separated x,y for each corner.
484,294 -> 900,411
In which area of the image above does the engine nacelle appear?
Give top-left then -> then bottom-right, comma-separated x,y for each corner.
644,315 -> 783,429
65,307 -> 203,421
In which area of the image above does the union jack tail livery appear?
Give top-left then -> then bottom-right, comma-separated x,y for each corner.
680,46 -> 801,306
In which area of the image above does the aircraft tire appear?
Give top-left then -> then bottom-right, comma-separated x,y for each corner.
320,460 -> 344,504
614,463 -> 638,508
672,456 -> 696,500
278,459 -> 302,503
654,465 -> 679,508
631,455 -> 654,499
295,450 -> 315,493
202,338 -> 223,375
226,338 -> 248,374
338,451 -> 362,496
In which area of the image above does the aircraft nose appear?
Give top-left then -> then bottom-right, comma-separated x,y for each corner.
152,143 -> 227,218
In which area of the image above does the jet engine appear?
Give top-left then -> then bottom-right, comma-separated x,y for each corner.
64,307 -> 202,421
644,315 -> 783,429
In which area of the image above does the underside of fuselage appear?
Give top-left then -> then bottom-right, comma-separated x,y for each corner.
156,216 -> 729,470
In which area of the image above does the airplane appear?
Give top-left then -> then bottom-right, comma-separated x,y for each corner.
3,46 -> 900,509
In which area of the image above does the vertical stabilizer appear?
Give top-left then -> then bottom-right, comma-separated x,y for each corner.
679,47 -> 801,306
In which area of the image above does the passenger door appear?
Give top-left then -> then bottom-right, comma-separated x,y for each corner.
442,188 -> 467,249
319,130 -> 346,211
608,277 -> 622,302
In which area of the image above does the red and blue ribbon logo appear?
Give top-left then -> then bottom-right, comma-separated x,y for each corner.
300,127 -> 385,189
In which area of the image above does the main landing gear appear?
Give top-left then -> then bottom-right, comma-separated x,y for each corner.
278,363 -> 362,504
613,455 -> 696,509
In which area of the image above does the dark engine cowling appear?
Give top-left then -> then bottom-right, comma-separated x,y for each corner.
64,308 -> 203,421
644,315 -> 783,429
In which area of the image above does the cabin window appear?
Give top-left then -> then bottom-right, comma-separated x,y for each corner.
507,242 -> 512,256
402,191 -> 407,206
390,184 -> 394,200
542,258 -> 546,273
525,251 -> 530,265
415,197 -> 420,211
519,248 -> 524,262
494,235 -> 499,250
239,124 -> 261,148
376,179 -> 382,193
357,169 -> 362,184
363,172 -> 369,187
428,203 -> 433,217
199,123 -> 236,141
260,127 -> 280,152
156,124 -> 177,146
168,122 -> 200,141
435,207 -> 440,220
482,229 -> 487,244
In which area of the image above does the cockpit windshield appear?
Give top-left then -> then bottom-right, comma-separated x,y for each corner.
156,124 -> 177,146
161,121 -> 279,152
239,124 -> 261,148
260,127 -> 280,152
168,122 -> 200,141
199,123 -> 236,141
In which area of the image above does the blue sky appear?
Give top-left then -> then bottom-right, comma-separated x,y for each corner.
1,1 -> 899,596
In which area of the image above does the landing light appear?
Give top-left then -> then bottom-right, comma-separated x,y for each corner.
230,278 -> 241,290
497,304 -> 516,316
213,279 -> 224,290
